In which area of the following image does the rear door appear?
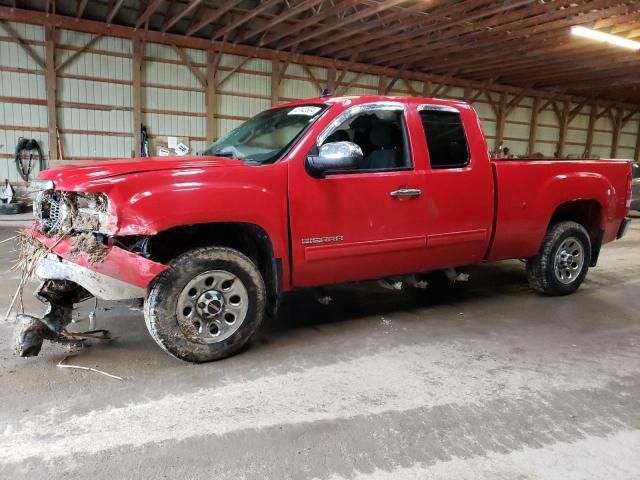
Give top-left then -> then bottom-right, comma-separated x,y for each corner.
416,104 -> 495,268
288,101 -> 431,287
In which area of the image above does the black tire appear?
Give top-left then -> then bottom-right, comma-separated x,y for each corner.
526,221 -> 591,296
0,202 -> 26,215
144,246 -> 266,363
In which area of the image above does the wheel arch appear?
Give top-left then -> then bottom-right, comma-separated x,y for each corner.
145,222 -> 282,302
548,199 -> 603,266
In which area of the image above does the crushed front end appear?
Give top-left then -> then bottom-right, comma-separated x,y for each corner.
14,180 -> 167,357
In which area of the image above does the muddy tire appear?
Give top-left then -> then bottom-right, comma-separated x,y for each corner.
526,221 -> 591,296
144,246 -> 266,363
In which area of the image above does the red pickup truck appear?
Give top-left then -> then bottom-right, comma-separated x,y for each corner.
17,95 -> 632,362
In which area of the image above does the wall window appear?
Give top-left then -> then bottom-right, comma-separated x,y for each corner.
419,108 -> 470,169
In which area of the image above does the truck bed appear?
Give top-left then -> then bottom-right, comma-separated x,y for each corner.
488,158 -> 631,262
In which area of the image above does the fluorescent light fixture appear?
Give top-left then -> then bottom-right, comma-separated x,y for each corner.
571,25 -> 640,50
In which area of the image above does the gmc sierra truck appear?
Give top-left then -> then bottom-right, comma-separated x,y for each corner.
16,95 -> 633,362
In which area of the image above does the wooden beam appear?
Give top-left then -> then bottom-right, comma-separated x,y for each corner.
0,19 -> 46,70
528,96 -> 540,155
236,0 -> 323,44
301,62 -> 323,93
261,0 -> 360,47
338,72 -> 363,95
162,0 -> 204,32
107,0 -> 125,25
383,69 -> 404,95
135,0 -> 162,29
132,38 -> 144,156
1,5 -> 639,112
45,24 -> 57,160
172,44 -> 207,88
212,0 -> 281,41
279,0 -> 405,50
568,99 -> 589,123
55,34 -> 102,72
403,78 -> 417,97
216,55 -> 254,88
187,0 -> 240,36
77,0 -> 88,19
206,48 -> 217,144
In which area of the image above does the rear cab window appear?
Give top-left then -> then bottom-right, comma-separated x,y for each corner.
418,105 -> 470,169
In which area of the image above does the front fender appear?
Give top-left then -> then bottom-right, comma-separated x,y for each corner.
89,164 -> 290,262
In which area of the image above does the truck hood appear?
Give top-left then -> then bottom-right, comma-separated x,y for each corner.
39,156 -> 244,188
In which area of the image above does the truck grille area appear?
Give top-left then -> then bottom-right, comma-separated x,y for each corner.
38,191 -> 63,232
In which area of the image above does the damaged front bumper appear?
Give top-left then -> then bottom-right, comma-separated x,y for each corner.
14,227 -> 168,357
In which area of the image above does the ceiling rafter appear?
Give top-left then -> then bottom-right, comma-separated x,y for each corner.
0,1 -> 639,105
277,0 -> 406,50
211,0 -> 282,41
135,0 -> 162,29
187,0 -> 242,37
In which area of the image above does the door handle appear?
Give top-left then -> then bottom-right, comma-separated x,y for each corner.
390,188 -> 422,198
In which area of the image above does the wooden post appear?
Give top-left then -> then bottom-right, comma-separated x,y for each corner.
378,75 -> 386,95
422,80 -> 432,97
635,119 -> 640,162
327,64 -> 336,93
206,49 -> 217,144
556,101 -> 570,158
528,96 -> 540,155
132,38 -> 143,157
271,58 -> 280,106
585,105 -> 597,158
610,108 -> 623,158
463,86 -> 471,102
495,91 -> 507,150
45,24 -> 57,161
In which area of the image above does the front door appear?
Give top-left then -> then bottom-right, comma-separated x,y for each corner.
288,102 -> 430,287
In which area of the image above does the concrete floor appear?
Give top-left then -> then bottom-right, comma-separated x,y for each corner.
0,216 -> 639,479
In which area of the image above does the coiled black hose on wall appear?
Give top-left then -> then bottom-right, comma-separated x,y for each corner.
15,137 -> 45,182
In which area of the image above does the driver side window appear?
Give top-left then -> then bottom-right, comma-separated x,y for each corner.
324,109 -> 411,171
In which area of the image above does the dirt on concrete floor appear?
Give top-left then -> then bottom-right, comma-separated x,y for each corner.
0,216 -> 639,479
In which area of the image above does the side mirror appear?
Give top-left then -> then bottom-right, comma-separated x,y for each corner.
306,141 -> 363,178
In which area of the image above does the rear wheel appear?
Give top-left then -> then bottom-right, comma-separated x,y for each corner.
526,221 -> 591,296
144,246 -> 266,362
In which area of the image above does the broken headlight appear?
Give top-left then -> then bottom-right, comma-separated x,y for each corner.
35,189 -> 109,235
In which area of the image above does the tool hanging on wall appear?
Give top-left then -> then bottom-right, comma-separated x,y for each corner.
56,127 -> 64,161
14,138 -> 44,182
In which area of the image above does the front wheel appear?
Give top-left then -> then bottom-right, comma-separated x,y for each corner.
526,221 -> 591,296
144,246 -> 266,362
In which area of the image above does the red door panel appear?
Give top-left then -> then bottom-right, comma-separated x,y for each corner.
288,170 -> 429,287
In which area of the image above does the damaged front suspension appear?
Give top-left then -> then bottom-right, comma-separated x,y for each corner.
14,280 -> 92,357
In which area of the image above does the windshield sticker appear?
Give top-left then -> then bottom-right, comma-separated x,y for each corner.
288,106 -> 322,116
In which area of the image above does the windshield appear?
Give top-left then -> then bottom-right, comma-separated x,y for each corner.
202,104 -> 327,164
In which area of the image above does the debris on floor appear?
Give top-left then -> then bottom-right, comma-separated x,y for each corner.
378,277 -> 403,290
445,267 -> 470,283
57,355 -> 124,381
